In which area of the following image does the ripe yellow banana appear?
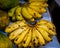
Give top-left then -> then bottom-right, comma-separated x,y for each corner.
22,29 -> 32,47
22,31 -> 28,44
5,20 -> 27,33
36,24 -> 56,36
14,28 -> 30,44
33,28 -> 45,46
22,7 -> 34,21
28,29 -> 34,48
9,26 -> 28,40
29,5 -> 41,13
15,6 -> 24,21
29,5 -> 46,14
32,28 -> 39,47
36,27 -> 52,42
18,34 -> 27,48
8,6 -> 18,17
27,7 -> 35,17
27,7 -> 42,19
29,2 -> 48,7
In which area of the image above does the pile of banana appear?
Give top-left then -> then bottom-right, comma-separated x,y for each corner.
5,0 -> 56,48
8,0 -> 48,22
5,20 -> 56,48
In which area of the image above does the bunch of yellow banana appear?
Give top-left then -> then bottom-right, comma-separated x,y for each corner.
5,19 -> 56,48
5,20 -> 33,48
8,0 -> 48,22
8,6 -> 24,21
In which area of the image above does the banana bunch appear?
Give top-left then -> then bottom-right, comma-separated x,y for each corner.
8,6 -> 24,21
5,19 -> 56,48
5,20 -> 33,48
8,1 -> 48,22
32,20 -> 56,47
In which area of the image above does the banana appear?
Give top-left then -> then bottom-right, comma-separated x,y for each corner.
27,7 -> 42,19
18,35 -> 27,48
33,28 -> 45,46
36,24 -> 56,36
29,2 -> 48,7
14,28 -> 30,44
28,29 -> 34,48
15,6 -> 24,21
9,26 -> 28,40
22,29 -> 32,47
5,20 -> 27,33
22,31 -> 28,45
29,5 -> 41,13
29,5 -> 46,14
36,27 -> 52,42
32,28 -> 36,46
27,7 -> 35,17
22,7 -> 34,20
32,28 -> 39,47
8,6 -> 18,17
